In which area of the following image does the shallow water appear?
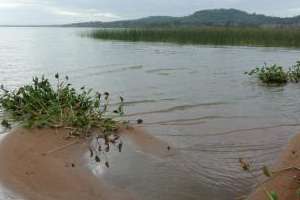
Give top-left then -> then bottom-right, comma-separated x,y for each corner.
1,27 -> 300,199
0,127 -> 24,200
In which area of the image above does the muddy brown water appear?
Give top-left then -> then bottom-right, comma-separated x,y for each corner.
1,27 -> 300,199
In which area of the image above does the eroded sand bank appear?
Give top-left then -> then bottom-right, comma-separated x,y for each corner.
249,134 -> 300,200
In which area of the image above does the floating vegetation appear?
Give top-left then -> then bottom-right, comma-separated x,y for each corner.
245,64 -> 288,84
246,61 -> 300,84
87,27 -> 300,47
288,61 -> 300,83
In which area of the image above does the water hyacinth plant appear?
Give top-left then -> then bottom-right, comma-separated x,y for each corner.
288,61 -> 300,83
245,63 -> 288,84
0,74 -> 125,137
246,61 -> 300,84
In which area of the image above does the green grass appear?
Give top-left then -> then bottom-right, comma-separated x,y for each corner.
0,74 -> 124,137
87,27 -> 300,47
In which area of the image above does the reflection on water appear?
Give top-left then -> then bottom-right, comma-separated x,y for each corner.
1,27 -> 300,199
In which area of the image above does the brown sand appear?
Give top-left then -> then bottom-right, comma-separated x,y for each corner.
0,128 -> 136,200
249,134 -> 300,200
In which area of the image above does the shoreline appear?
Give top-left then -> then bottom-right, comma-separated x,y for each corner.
249,133 -> 300,200
0,127 -> 173,200
0,128 -> 135,200
1,126 -> 298,200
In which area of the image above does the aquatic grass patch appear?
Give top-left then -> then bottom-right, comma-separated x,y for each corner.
0,74 -> 125,137
288,61 -> 300,83
246,61 -> 300,85
245,64 -> 288,84
87,27 -> 300,47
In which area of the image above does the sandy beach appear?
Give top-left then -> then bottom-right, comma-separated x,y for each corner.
0,127 -> 173,200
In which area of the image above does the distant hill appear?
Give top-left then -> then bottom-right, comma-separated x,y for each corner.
64,9 -> 300,28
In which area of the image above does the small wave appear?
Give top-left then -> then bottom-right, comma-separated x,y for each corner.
66,63 -> 123,74
143,115 -> 249,126
123,98 -> 176,106
156,123 -> 300,137
126,102 -> 230,116
145,67 -> 191,74
178,143 -> 281,153
90,65 -> 143,76
71,64 -> 143,78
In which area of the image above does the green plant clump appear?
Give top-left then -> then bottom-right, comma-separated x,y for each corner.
245,64 -> 288,84
0,74 -> 124,137
246,61 -> 300,84
288,61 -> 300,83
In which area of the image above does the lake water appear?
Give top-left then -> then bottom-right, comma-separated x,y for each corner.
1,27 -> 300,200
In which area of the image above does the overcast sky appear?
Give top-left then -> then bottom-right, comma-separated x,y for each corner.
1,0 -> 300,25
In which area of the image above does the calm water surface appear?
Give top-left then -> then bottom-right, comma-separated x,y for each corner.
1,27 -> 300,200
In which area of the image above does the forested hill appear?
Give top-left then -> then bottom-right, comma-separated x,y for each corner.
64,9 -> 300,28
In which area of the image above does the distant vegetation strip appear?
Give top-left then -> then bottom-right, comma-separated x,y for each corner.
87,28 -> 300,47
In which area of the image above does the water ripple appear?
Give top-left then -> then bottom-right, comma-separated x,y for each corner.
126,101 -> 230,116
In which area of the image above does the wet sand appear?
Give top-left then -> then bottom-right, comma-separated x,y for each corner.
249,133 -> 300,200
0,126 -> 174,200
0,128 -> 137,200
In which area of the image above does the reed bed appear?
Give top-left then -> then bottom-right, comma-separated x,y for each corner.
88,27 -> 300,47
